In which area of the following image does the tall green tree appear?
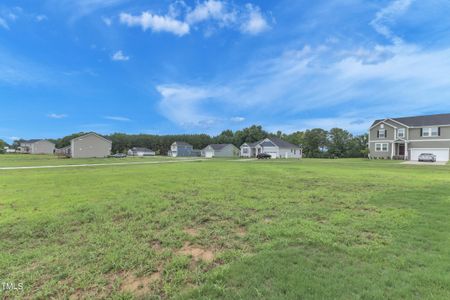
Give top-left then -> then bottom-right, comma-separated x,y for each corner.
302,128 -> 328,158
327,128 -> 353,158
0,139 -> 7,153
234,125 -> 268,146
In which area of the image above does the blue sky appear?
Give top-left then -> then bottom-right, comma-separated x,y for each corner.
1,0 -> 450,142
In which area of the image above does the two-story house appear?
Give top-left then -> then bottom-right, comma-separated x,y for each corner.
169,141 -> 195,157
19,139 -> 55,154
369,113 -> 450,162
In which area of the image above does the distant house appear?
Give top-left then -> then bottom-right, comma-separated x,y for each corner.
202,144 -> 239,158
240,137 -> 302,159
19,139 -> 55,154
168,141 -> 194,157
4,147 -> 16,153
128,147 -> 155,156
54,145 -> 71,157
57,133 -> 112,158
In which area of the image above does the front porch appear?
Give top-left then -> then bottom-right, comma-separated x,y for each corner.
391,141 -> 409,160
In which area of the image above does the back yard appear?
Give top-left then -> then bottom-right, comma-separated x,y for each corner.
1,156 -> 449,299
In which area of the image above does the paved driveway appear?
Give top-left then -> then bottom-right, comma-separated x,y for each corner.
402,161 -> 447,166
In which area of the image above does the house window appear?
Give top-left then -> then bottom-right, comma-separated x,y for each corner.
375,143 -> 388,152
398,128 -> 405,138
422,127 -> 439,137
378,129 -> 386,138
242,148 -> 248,154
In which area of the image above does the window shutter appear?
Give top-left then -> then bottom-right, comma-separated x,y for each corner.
377,131 -> 379,138
420,128 -> 423,136
438,127 -> 441,136
385,130 -> 387,138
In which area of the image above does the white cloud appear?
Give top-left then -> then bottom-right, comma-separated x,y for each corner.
0,47 -> 52,85
36,14 -> 48,22
119,11 -> 190,36
370,0 -> 413,44
119,1 -> 271,36
102,16 -> 112,26
47,113 -> 68,119
104,116 -> 131,121
111,50 -> 130,61
240,4 -> 270,35
7,13 -> 17,21
0,17 -> 8,30
230,116 -> 245,122
186,0 -> 235,25
156,84 -> 226,127
156,44 -> 450,133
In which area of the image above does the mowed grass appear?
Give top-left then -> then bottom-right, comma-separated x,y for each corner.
0,154 -> 182,167
1,157 -> 450,299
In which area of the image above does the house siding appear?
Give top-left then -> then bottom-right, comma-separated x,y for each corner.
171,143 -> 194,157
240,145 -> 253,157
213,145 -> 239,157
32,140 -> 55,154
369,123 -> 395,141
369,142 -> 392,159
278,147 -> 302,158
409,126 -> 450,140
71,134 -> 112,158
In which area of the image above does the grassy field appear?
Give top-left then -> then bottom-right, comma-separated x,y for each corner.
1,155 -> 449,299
0,154 -> 182,167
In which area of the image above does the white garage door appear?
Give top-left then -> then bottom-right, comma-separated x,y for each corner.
205,151 -> 214,158
410,148 -> 449,162
267,152 -> 278,159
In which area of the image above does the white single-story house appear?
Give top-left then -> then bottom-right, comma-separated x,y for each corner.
128,147 -> 155,156
19,139 -> 55,154
240,137 -> 302,159
202,144 -> 240,158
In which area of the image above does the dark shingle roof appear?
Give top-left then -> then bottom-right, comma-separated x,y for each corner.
206,144 -> 233,151
372,113 -> 450,127
268,137 -> 300,148
173,141 -> 192,147
21,139 -> 41,143
241,139 -> 264,147
21,139 -> 54,144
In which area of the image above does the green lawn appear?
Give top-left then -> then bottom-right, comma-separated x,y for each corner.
1,157 -> 449,299
0,154 -> 183,167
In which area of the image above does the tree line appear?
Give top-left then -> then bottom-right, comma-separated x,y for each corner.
7,125 -> 368,158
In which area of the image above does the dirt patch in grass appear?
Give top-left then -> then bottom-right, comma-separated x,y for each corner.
236,226 -> 247,237
178,242 -> 215,262
150,240 -> 163,252
119,271 -> 161,296
183,227 -> 200,237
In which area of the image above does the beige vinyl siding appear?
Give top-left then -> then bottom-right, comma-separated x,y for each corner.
213,145 -> 239,157
369,142 -> 392,159
369,123 -> 395,141
71,134 -> 111,158
409,126 -> 450,140
32,140 -> 55,154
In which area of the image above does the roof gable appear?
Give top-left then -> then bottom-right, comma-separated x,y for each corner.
72,132 -> 112,144
21,139 -> 55,145
372,113 -> 450,127
173,141 -> 193,147
266,137 -> 299,148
